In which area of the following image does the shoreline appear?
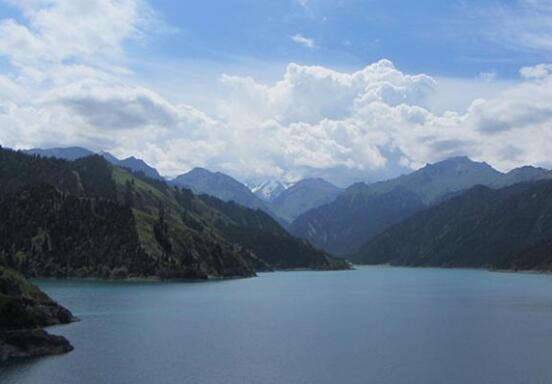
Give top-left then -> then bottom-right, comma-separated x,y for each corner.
32,264 -> 552,284
32,266 -> 355,284
32,274 -> 256,284
351,263 -> 552,276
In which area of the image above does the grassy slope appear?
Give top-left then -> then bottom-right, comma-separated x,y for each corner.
111,167 -> 258,278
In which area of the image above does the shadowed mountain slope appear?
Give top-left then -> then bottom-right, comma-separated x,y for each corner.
353,180 -> 552,271
290,157 -> 550,256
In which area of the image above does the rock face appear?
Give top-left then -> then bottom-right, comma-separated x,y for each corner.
0,267 -> 76,361
0,329 -> 73,361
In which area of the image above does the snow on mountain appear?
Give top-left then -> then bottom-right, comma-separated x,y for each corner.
249,180 -> 290,201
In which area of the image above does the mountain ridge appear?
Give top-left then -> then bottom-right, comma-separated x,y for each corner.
270,178 -> 342,223
250,180 -> 289,201
290,157 -> 550,256
352,179 -> 552,271
171,167 -> 273,214
23,147 -> 163,180
0,147 -> 348,279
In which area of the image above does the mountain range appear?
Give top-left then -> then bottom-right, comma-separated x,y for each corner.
13,145 -> 552,273
353,180 -> 552,271
0,147 -> 348,280
289,157 -> 551,256
23,147 -> 163,180
171,170 -> 344,223
23,147 -> 343,224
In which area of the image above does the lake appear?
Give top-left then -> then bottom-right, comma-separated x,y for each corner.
2,266 -> 552,384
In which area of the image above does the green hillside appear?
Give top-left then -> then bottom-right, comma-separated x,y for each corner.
0,147 -> 347,279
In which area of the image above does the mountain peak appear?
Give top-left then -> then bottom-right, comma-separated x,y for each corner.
416,157 -> 499,182
426,156 -> 492,169
506,165 -> 548,175
188,167 -> 214,175
271,177 -> 342,222
251,180 -> 288,202
172,167 -> 273,215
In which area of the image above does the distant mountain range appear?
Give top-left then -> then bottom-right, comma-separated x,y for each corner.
23,147 -> 163,180
170,170 -> 344,224
289,157 -> 551,256
353,180 -> 552,271
23,147 -> 341,223
23,146 -> 94,161
9,145 -> 552,273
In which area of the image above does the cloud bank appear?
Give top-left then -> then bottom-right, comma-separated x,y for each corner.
1,0 -> 552,186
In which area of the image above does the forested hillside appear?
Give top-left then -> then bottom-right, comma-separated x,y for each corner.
0,147 -> 347,279
353,180 -> 552,271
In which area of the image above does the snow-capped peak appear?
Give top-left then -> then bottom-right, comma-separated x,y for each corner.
249,180 -> 289,201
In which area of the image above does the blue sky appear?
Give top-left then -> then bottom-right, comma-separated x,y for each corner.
124,0 -> 550,78
118,0 -> 551,111
0,0 -> 551,185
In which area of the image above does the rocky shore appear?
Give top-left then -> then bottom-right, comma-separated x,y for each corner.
0,267 -> 77,361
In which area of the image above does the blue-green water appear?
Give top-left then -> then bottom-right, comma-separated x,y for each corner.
2,267 -> 552,384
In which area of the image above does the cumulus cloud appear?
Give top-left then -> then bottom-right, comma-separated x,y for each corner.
215,61 -> 552,183
1,0 -> 552,186
0,0 -> 157,67
220,60 -> 435,125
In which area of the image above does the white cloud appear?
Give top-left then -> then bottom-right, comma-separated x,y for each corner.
520,63 -> 552,79
220,59 -> 435,125
0,0 -> 157,67
484,0 -> 552,52
215,61 -> 552,183
291,33 -> 316,49
1,0 -> 552,186
47,81 -> 180,130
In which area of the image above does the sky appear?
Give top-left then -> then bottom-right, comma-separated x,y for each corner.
0,0 -> 551,186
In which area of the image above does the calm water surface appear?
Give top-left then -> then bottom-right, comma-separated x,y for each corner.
2,266 -> 552,384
